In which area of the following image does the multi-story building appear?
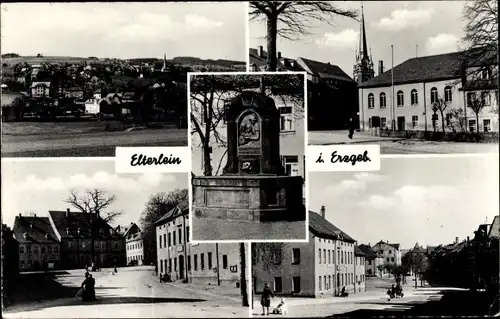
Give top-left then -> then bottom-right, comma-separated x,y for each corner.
358,49 -> 498,133
155,200 -> 246,287
30,82 -> 51,98
2,224 -> 19,278
115,223 -> 145,266
354,246 -> 366,292
191,87 -> 305,198
13,214 -> 60,271
48,209 -> 126,269
357,244 -> 384,277
63,87 -> 84,100
252,206 -> 365,297
372,241 -> 402,267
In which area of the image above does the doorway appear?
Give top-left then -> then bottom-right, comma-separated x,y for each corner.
397,116 -> 406,131
179,255 -> 185,280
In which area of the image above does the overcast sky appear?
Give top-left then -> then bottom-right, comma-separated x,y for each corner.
308,155 -> 499,250
1,2 -> 246,61
1,159 -> 188,228
249,1 -> 466,77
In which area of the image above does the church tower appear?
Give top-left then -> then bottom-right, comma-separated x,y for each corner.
161,53 -> 168,72
353,5 -> 375,84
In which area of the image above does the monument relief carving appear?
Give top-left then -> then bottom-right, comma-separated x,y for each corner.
237,111 -> 262,156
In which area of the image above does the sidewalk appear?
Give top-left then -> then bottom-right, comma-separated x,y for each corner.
308,130 -> 405,145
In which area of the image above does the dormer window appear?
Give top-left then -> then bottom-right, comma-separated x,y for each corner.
45,233 -> 49,239
66,228 -> 70,234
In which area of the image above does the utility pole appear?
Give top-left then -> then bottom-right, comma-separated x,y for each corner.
216,243 -> 221,286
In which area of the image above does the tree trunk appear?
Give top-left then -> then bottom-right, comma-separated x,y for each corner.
202,82 -> 213,176
240,243 -> 249,307
476,113 -> 480,132
440,110 -> 446,133
266,13 -> 278,72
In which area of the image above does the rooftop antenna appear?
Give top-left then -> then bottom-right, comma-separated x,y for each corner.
416,43 -> 418,58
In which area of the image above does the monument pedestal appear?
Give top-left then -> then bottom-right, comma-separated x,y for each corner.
192,175 -> 304,222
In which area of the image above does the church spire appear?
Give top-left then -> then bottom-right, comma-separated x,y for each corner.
161,53 -> 167,72
353,3 -> 375,84
359,4 -> 369,62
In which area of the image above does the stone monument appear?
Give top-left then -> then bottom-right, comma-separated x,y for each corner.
192,91 -> 304,223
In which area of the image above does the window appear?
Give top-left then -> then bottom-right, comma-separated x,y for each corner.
341,251 -> 344,264
379,93 -> 387,108
469,119 -> 477,132
168,233 -> 171,247
271,250 -> 282,265
27,246 -> 31,254
323,249 -> 326,264
188,256 -> 191,271
178,228 -> 182,244
328,250 -> 331,264
368,93 -> 374,108
328,276 -> 332,290
430,87 -> 438,104
20,246 -> 24,254
186,226 -> 190,243
292,248 -> 300,265
279,106 -> 294,132
412,116 -> 419,129
159,235 -> 162,249
41,246 -> 46,253
274,277 -> 283,293
173,230 -> 176,246
467,92 -> 476,107
391,257 -> 394,262
368,260 -> 372,265
222,255 -> 228,269
292,277 -> 301,293
194,255 -> 198,270
201,253 -> 205,270
484,119 -> 491,132
444,86 -> 452,102
389,250 -> 392,254
368,118 -> 372,128
160,259 -> 164,273
397,90 -> 404,107
386,257 -> 390,262
446,113 -> 453,127
318,276 -> 322,291
163,234 -> 167,248
482,91 -> 491,105
174,257 -> 177,271
324,276 -> 327,290
169,258 -> 172,272
283,156 -> 299,176
381,117 -> 387,129
411,89 -> 418,105
33,246 -> 39,254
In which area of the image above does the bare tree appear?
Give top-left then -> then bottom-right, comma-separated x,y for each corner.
64,189 -> 122,223
190,73 -> 305,176
432,98 -> 449,134
468,91 -> 489,132
461,0 -> 498,80
249,1 -> 358,71
447,108 -> 467,132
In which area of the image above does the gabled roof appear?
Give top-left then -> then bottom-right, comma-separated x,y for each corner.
488,216 -> 499,238
298,57 -> 354,83
355,246 -> 366,256
374,240 -> 400,250
357,244 -> 377,259
13,216 -> 60,244
115,222 -> 138,237
248,48 -> 302,71
48,210 -> 123,240
31,82 -> 51,88
309,211 -> 356,243
359,51 -> 466,88
155,199 -> 189,226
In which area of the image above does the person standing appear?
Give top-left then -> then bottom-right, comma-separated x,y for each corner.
261,283 -> 273,316
348,118 -> 355,140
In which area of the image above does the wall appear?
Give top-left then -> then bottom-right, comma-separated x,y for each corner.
126,237 -> 144,265
354,255 -> 366,292
372,243 -> 402,267
359,79 -> 499,132
252,238 -> 315,297
332,239 -> 356,295
18,243 -> 60,271
315,236 -> 337,297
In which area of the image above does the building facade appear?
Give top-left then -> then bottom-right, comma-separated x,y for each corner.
354,247 -> 366,292
31,82 -> 51,98
372,241 -> 402,267
13,214 -> 60,271
155,200 -> 246,287
116,223 -> 145,266
48,209 -> 126,269
253,207 -> 365,298
357,244 -> 384,277
2,224 -> 19,278
358,51 -> 498,133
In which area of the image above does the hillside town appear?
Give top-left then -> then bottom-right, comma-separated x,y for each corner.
249,1 -> 498,154
251,207 -> 499,317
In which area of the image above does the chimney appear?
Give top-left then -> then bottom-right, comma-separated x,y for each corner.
467,236 -> 470,243
66,208 -> 70,218
378,61 -> 384,75
258,46 -> 264,58
278,52 -> 282,59
320,206 -> 326,218
455,237 -> 459,244
34,214 -> 36,218
18,213 -> 22,218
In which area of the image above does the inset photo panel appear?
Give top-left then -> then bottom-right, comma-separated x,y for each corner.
189,72 -> 307,241
251,154 -> 499,317
1,158 -> 250,318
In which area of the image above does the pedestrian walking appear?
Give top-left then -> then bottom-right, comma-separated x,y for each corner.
348,118 -> 355,139
261,283 -> 273,316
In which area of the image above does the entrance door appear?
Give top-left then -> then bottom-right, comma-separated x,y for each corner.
179,255 -> 185,280
397,116 -> 405,131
